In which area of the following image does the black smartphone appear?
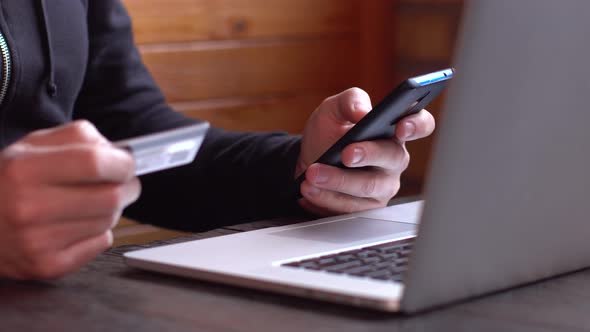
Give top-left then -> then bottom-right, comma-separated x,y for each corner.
294,68 -> 454,198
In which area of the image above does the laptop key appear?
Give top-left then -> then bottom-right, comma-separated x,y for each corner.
341,265 -> 375,275
378,252 -> 400,260
360,257 -> 381,264
399,250 -> 412,256
356,251 -> 375,259
324,261 -> 363,273
395,257 -> 410,265
388,265 -> 407,274
299,261 -> 320,270
335,254 -> 357,262
317,257 -> 337,266
374,244 -> 404,253
365,269 -> 393,279
373,261 -> 395,269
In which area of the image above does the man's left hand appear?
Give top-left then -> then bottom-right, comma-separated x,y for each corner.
297,88 -> 436,216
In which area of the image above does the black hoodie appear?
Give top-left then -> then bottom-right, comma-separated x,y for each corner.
0,0 -> 302,231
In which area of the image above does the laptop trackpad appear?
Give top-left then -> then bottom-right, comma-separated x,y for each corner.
271,217 -> 415,244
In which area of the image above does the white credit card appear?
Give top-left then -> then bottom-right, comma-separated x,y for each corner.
114,122 -> 210,176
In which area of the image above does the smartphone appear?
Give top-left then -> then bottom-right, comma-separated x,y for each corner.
114,122 -> 210,176
294,68 -> 454,198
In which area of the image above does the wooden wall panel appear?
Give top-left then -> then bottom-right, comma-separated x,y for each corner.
123,0 -> 359,44
174,93 -> 327,134
359,0 -> 397,102
397,11 -> 459,62
141,39 -> 359,102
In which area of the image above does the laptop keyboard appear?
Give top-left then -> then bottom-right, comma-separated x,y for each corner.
282,237 -> 415,283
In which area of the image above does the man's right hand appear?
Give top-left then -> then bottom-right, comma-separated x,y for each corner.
0,120 -> 141,280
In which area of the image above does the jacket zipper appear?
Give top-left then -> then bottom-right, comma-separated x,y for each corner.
0,30 -> 11,108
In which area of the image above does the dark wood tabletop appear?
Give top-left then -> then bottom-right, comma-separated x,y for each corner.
2,198 -> 590,332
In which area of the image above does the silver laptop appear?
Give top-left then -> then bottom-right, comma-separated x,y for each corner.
124,0 -> 590,313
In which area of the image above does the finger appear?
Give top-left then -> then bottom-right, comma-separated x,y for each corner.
340,139 -> 409,171
15,144 -> 135,184
299,181 -> 385,215
59,217 -> 119,249
29,179 -> 140,223
0,256 -> 28,280
297,198 -> 334,218
303,164 -> 400,200
19,216 -> 119,255
28,231 -> 113,280
324,88 -> 373,125
395,109 -> 436,142
21,120 -> 109,147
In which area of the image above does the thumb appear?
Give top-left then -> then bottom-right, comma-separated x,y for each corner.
331,88 -> 372,124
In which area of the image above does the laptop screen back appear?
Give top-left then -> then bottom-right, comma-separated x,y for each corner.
401,0 -> 590,312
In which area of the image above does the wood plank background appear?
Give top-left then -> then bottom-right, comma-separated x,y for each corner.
125,0 -> 360,44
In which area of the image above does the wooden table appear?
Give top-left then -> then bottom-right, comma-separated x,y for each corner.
2,198 -> 590,332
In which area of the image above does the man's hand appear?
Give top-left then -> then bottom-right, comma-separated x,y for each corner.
297,88 -> 435,216
0,121 -> 140,280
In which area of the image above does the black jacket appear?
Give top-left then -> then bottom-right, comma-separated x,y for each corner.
0,0 -> 301,231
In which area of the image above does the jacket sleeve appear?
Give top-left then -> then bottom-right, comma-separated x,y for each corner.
74,0 -> 303,231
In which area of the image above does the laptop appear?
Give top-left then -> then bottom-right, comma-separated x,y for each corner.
124,0 -> 590,313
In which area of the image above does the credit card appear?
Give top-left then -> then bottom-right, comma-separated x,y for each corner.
113,122 -> 210,176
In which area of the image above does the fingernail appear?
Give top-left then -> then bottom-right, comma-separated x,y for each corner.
353,102 -> 369,113
352,148 -> 365,165
403,121 -> 416,139
306,186 -> 321,197
314,167 -> 329,185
